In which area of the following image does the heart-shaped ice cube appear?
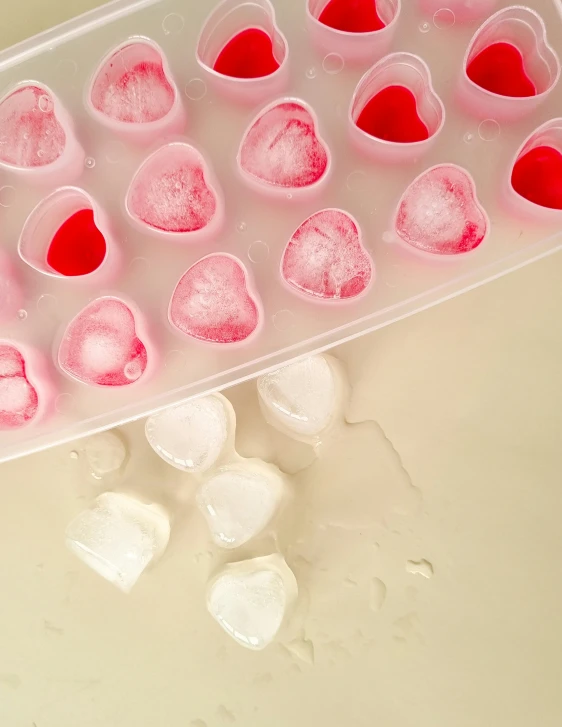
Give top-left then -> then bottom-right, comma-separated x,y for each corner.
58,297 -> 151,387
0,342 -> 40,430
169,253 -> 262,345
145,394 -> 235,473
87,39 -> 186,144
19,187 -> 117,281
281,209 -> 373,301
207,554 -> 298,650
459,6 -> 560,121
318,0 -> 386,32
257,354 -> 347,442
197,462 -> 285,549
394,164 -> 489,256
196,0 -> 289,104
126,142 -> 223,241
349,53 -> 444,163
238,99 -> 330,198
0,82 -> 84,184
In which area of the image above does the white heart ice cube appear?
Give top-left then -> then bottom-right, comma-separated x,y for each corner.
65,492 -> 170,593
145,393 -> 234,473
207,554 -> 298,650
197,461 -> 285,549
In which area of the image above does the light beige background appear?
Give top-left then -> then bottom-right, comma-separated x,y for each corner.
1,2 -> 562,726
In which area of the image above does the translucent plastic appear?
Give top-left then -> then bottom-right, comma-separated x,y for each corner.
0,0 -> 561,463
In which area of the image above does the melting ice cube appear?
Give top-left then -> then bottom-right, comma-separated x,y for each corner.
65,492 -> 170,593
145,393 -> 234,474
207,554 -> 298,650
257,354 -> 347,442
197,461 -> 286,548
83,430 -> 127,479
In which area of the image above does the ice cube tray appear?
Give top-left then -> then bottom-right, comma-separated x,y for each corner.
0,0 -> 561,462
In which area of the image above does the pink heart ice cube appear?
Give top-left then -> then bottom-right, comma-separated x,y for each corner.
126,142 -> 223,240
0,343 -> 40,430
238,99 -> 330,194
281,209 -> 373,301
58,297 -> 150,387
169,254 -> 261,344
394,164 -> 489,256
0,85 -> 66,168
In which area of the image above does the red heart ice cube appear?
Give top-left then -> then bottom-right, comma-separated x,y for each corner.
394,164 -> 489,255
0,85 -> 66,168
467,42 -> 536,98
47,209 -> 107,277
356,85 -> 429,143
238,100 -> 329,191
214,28 -> 280,79
126,142 -> 221,237
0,343 -> 39,429
281,209 -> 373,300
58,297 -> 149,387
169,254 -> 261,344
318,0 -> 385,32
511,145 -> 562,211
90,41 -> 176,124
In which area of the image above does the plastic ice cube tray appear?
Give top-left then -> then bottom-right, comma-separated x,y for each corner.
0,0 -> 561,462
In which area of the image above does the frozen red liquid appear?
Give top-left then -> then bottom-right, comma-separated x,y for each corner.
0,344 -> 39,429
511,145 -> 562,210
240,101 -> 328,189
356,86 -> 429,143
282,209 -> 372,300
59,298 -> 148,387
170,254 -> 260,344
91,48 -> 175,123
467,42 -> 536,97
318,0 -> 385,32
214,28 -> 280,78
128,147 -> 217,233
395,165 -> 488,255
0,85 -> 65,168
47,209 -> 107,276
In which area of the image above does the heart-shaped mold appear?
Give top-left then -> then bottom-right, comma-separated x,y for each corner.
58,296 -> 152,388
306,0 -> 400,65
207,554 -> 298,650
0,252 -> 23,323
126,141 -> 223,242
417,0 -> 497,23
197,461 -> 286,549
18,187 -> 118,281
87,38 -> 186,145
196,0 -> 289,105
507,118 -> 562,224
169,253 -> 262,345
145,394 -> 236,474
393,164 -> 489,257
281,209 -> 373,301
0,341 -> 50,430
238,98 -> 331,199
459,6 -> 560,122
0,82 -> 84,185
349,53 -> 445,164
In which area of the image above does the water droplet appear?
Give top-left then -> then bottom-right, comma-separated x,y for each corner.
69,450 -> 79,460
406,558 -> 434,579
37,294 -> 58,319
248,240 -> 269,264
478,118 -> 501,141
55,393 -> 74,415
38,94 -> 52,113
105,140 -> 126,164
370,577 -> 387,612
0,185 -> 16,208
322,53 -> 344,75
23,133 -> 30,141
85,157 -> 96,169
124,361 -> 142,381
382,231 -> 395,244
286,193 -> 293,200
17,309 -> 27,320
463,131 -> 474,143
306,67 -> 317,79
84,431 -> 127,478
433,8 -> 455,28
236,221 -> 247,233
185,78 -> 207,101
164,349 -> 186,371
273,309 -> 295,331
162,12 -> 184,34
55,58 -> 78,79
346,170 -> 369,193
419,21 -> 431,33
37,150 -> 44,158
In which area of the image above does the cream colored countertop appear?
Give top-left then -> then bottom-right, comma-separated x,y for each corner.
1,2 -> 562,726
